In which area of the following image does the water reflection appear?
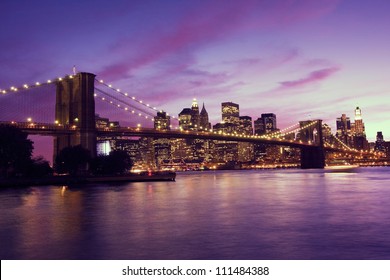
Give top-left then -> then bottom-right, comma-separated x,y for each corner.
1,168 -> 390,259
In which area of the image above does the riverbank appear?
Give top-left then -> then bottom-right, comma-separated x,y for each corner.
0,172 -> 176,187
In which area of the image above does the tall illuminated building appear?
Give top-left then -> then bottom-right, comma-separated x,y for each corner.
262,113 -> 277,133
191,98 -> 200,129
222,102 -> 239,125
352,107 -> 368,150
254,113 -> 277,135
253,113 -> 278,161
239,116 -> 253,135
353,106 -> 365,136
237,116 -> 254,162
179,99 -> 200,131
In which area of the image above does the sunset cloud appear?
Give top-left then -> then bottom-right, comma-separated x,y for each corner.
280,67 -> 341,88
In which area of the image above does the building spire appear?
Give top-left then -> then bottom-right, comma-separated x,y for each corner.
200,102 -> 208,115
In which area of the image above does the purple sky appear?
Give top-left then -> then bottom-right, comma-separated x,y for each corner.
1,0 -> 390,161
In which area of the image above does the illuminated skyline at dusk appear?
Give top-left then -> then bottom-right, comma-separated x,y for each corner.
1,0 -> 390,161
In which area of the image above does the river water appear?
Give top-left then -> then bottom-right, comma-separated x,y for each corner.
1,168 -> 390,260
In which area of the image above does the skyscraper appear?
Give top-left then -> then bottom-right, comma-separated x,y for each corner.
352,107 -> 368,150
239,116 -> 253,135
353,106 -> 365,136
254,113 -> 277,135
179,108 -> 193,130
191,98 -> 200,129
262,113 -> 277,133
221,102 -> 239,125
179,99 -> 201,131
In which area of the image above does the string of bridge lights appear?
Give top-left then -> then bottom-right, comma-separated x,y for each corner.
259,123 -> 299,139
0,73 -> 175,124
329,134 -> 359,152
95,78 -> 178,120
322,125 -> 360,153
260,120 -> 319,140
323,127 -> 378,156
94,92 -> 155,123
0,74 -> 178,123
94,87 -> 156,118
0,74 -> 77,94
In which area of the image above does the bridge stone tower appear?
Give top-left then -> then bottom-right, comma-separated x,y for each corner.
53,72 -> 96,162
299,120 -> 325,169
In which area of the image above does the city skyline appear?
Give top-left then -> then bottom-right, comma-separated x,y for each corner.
1,0 -> 390,160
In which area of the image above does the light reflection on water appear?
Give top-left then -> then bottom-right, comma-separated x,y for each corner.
1,168 -> 390,260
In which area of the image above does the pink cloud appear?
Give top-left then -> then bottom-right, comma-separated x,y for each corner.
98,0 -> 340,81
280,66 -> 341,88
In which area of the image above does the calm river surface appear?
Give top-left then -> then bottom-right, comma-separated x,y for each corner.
1,168 -> 390,260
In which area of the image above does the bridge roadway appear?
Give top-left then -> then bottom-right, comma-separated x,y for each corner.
0,120 -> 368,155
1,121 -> 318,148
0,121 -> 316,148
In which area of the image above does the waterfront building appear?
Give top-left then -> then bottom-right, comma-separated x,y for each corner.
153,138 -> 171,169
139,137 -> 156,169
96,139 -> 112,155
114,138 -> 141,164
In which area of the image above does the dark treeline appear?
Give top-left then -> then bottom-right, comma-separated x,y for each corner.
1,125 -> 133,179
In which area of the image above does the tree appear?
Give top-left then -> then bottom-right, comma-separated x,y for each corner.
23,157 -> 53,178
55,145 -> 91,175
0,125 -> 33,178
91,150 -> 133,175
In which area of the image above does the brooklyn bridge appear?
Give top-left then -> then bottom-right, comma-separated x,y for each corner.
0,72 -> 378,169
